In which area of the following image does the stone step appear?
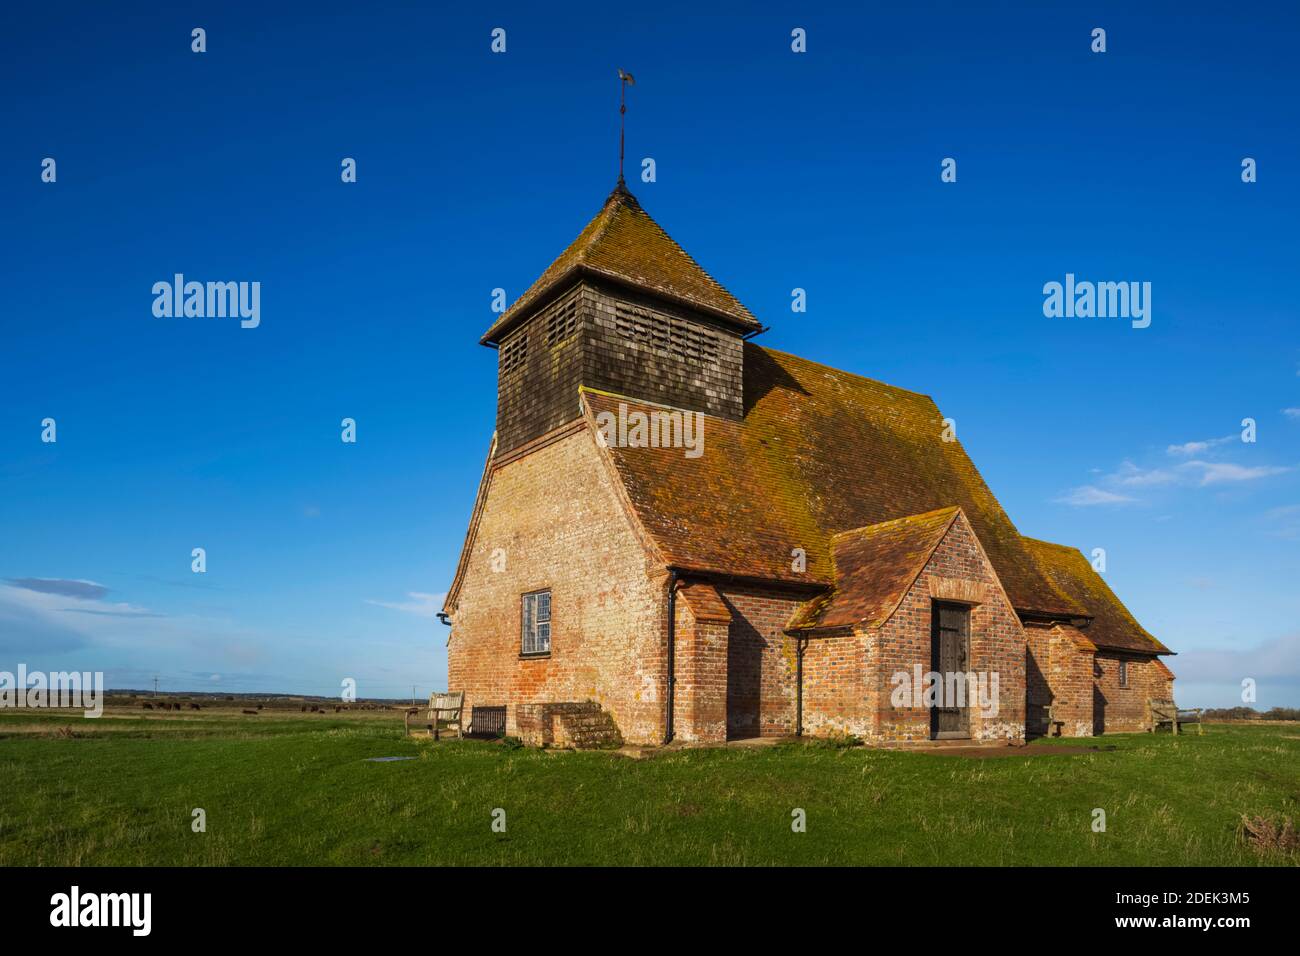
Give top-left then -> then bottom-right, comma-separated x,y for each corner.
557,708 -> 623,750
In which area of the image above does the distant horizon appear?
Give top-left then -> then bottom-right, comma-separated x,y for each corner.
103,687 -> 425,703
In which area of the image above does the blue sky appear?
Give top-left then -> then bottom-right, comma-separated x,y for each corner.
2,1 -> 1297,706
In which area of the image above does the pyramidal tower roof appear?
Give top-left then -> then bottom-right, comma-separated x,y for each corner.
481,183 -> 761,345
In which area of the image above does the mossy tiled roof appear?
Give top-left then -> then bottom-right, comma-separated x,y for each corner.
788,507 -> 962,631
677,580 -> 732,623
481,184 -> 760,345
583,346 -> 1086,617
1022,537 -> 1171,654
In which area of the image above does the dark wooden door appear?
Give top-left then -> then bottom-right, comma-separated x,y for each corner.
931,602 -> 970,739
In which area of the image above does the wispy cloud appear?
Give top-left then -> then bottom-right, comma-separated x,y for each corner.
1112,460 -> 1179,487
1283,408 -> 1300,420
365,592 -> 446,618
1054,485 -> 1136,507
62,606 -> 165,618
1166,436 -> 1233,457
6,578 -> 109,600
1060,438 -> 1291,507
1181,460 -> 1290,485
6,576 -> 160,616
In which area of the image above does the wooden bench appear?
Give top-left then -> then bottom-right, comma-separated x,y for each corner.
1148,698 -> 1179,734
404,691 -> 464,740
1044,702 -> 1065,738
1178,707 -> 1205,735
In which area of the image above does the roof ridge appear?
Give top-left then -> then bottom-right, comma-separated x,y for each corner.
627,195 -> 751,319
831,506 -> 961,543
583,184 -> 628,253
1021,535 -> 1079,552
756,346 -> 934,401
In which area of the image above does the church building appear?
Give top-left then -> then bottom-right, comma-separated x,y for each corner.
442,181 -> 1174,747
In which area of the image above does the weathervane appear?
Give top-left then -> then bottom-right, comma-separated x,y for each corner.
618,68 -> 635,185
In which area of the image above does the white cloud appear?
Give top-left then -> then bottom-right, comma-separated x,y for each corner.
1112,460 -> 1179,487
1179,460 -> 1290,486
1174,632 -> 1300,694
365,592 -> 447,618
6,578 -> 110,600
1282,408 -> 1300,420
1166,436 -> 1233,456
1054,485 -> 1136,507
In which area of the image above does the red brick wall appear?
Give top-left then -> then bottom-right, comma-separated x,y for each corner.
1094,652 -> 1174,733
1025,624 -> 1053,733
718,585 -> 801,738
671,601 -> 728,742
1025,624 -> 1095,737
869,514 -> 1026,742
1049,627 -> 1095,737
801,629 -> 872,738
446,426 -> 667,744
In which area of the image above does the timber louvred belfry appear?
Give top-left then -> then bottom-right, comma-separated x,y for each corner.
442,183 -> 1174,747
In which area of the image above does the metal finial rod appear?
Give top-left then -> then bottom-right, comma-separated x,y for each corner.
618,69 -> 635,184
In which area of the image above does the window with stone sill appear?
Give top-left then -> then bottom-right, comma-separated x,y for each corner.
521,589 -> 551,656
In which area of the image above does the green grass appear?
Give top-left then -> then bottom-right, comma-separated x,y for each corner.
1,709 -> 1296,866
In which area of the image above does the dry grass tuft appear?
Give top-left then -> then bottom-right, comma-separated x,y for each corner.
1238,813 -> 1300,858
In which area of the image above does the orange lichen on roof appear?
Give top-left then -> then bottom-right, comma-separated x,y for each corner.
481,184 -> 760,345
789,507 -> 961,631
677,580 -> 732,623
1022,536 -> 1171,655
582,346 -> 1084,617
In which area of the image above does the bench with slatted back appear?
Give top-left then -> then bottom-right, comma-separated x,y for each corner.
1148,698 -> 1179,734
404,691 -> 464,740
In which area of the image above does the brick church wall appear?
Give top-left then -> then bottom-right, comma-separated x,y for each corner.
671,599 -> 729,743
446,425 -> 666,744
800,630 -> 873,738
718,585 -> 802,738
1025,623 -> 1054,735
1093,653 -> 1174,734
869,515 -> 1027,742
1024,623 -> 1096,738
1049,627 -> 1096,737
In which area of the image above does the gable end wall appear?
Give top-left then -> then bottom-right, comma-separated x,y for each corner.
447,427 -> 665,743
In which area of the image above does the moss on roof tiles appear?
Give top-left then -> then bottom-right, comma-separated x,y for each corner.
583,346 -> 1086,617
481,184 -> 759,344
1022,536 -> 1170,654
788,507 -> 961,631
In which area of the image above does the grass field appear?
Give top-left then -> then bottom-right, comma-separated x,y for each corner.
1,705 -> 1297,866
